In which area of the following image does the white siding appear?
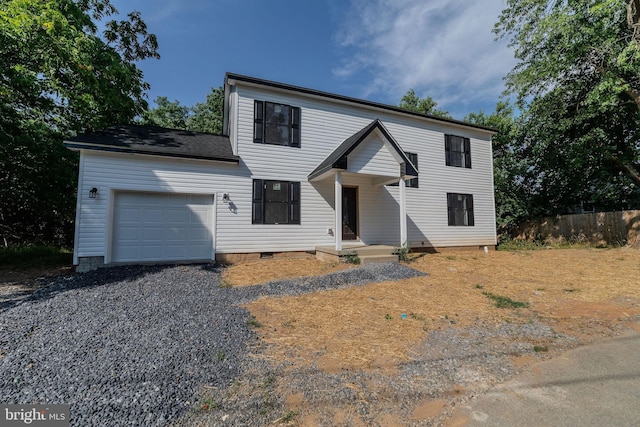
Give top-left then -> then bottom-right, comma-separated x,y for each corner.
74,81 -> 497,262
75,150 -> 337,259
238,84 -> 496,248
347,133 -> 400,178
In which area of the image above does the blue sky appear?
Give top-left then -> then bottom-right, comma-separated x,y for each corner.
110,0 -> 515,120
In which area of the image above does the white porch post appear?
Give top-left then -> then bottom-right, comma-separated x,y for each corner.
399,179 -> 407,246
334,172 -> 343,251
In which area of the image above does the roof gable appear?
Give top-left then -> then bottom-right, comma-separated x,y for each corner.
308,119 -> 418,181
64,125 -> 239,163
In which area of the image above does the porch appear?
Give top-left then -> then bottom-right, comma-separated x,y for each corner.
307,119 -> 419,253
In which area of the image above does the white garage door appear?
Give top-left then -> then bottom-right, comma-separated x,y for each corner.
112,192 -> 214,263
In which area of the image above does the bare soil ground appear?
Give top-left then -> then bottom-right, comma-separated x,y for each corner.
4,250 -> 639,425
0,265 -> 73,309
224,248 -> 640,425
221,257 -> 354,287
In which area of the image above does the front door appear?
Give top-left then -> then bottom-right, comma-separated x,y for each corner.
342,187 -> 358,240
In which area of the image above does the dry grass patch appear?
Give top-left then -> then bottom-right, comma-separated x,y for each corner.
249,276 -> 499,372
221,257 -> 354,287
245,248 -> 640,372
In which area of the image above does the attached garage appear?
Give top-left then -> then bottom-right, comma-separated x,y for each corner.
111,192 -> 215,263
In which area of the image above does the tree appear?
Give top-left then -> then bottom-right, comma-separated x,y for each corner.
0,0 -> 158,246
516,80 -> 640,215
399,89 -> 452,118
187,87 -> 224,134
465,102 -> 536,234
494,0 -> 640,191
141,87 -> 224,134
140,97 -> 190,130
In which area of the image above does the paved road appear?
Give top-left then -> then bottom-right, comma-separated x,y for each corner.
450,323 -> 640,427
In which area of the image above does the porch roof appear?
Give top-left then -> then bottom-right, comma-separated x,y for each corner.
307,119 -> 419,181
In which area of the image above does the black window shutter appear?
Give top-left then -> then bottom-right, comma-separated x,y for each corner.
447,193 -> 455,226
289,181 -> 300,224
464,138 -> 472,168
466,195 -> 475,226
445,135 -> 451,166
291,107 -> 301,148
253,101 -> 264,143
252,179 -> 263,224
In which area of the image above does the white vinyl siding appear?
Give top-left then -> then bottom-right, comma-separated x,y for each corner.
346,133 -> 400,178
235,85 -> 496,248
75,151 -> 337,259
73,81 -> 496,263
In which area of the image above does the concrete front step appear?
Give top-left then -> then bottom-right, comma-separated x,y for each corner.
350,246 -> 397,256
359,254 -> 399,264
315,244 -> 399,264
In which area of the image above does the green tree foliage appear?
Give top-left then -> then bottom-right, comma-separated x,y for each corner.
187,87 -> 224,134
399,89 -> 452,118
0,0 -> 158,246
465,102 -> 536,234
140,87 -> 225,134
494,0 -> 640,200
139,97 -> 190,130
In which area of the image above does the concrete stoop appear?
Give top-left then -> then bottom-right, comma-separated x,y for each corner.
315,244 -> 399,264
359,254 -> 399,264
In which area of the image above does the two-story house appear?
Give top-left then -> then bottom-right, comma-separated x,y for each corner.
65,73 -> 497,271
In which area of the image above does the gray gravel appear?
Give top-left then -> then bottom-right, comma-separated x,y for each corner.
0,262 -> 425,426
189,320 -> 582,426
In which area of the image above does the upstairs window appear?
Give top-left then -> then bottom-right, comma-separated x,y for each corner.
252,179 -> 300,224
254,101 -> 301,147
447,193 -> 474,226
445,134 -> 471,168
388,152 -> 419,188
406,152 -> 419,188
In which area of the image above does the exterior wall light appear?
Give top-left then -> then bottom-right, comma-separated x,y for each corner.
89,187 -> 98,199
222,193 -> 230,203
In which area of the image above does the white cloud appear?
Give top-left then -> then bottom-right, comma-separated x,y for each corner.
332,0 -> 516,116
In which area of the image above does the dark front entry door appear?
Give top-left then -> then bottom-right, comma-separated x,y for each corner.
342,187 -> 358,240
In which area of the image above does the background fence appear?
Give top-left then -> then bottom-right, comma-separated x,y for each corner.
516,210 -> 640,247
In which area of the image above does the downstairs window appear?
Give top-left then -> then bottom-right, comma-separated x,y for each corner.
447,193 -> 474,226
252,179 -> 300,224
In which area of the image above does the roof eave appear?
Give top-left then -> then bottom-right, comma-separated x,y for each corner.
225,72 -> 498,134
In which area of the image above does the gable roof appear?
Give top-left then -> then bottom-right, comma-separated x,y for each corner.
64,125 -> 239,163
225,73 -> 497,134
308,119 -> 419,181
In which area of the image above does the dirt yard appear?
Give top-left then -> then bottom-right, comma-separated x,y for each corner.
3,249 -> 639,425
225,248 -> 640,425
0,265 -> 73,309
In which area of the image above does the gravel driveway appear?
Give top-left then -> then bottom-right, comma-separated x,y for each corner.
0,262 -> 425,426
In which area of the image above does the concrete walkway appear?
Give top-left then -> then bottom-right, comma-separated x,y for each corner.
450,324 -> 640,427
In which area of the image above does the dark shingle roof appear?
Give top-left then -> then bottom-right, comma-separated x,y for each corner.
308,119 -> 419,181
64,125 -> 239,163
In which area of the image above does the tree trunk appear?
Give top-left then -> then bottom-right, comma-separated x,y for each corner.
613,156 -> 640,188
629,0 -> 640,29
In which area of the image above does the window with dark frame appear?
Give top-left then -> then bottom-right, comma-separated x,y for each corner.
406,152 -> 418,188
252,179 -> 300,224
447,193 -> 475,226
388,152 -> 419,188
445,134 -> 471,168
254,100 -> 301,147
